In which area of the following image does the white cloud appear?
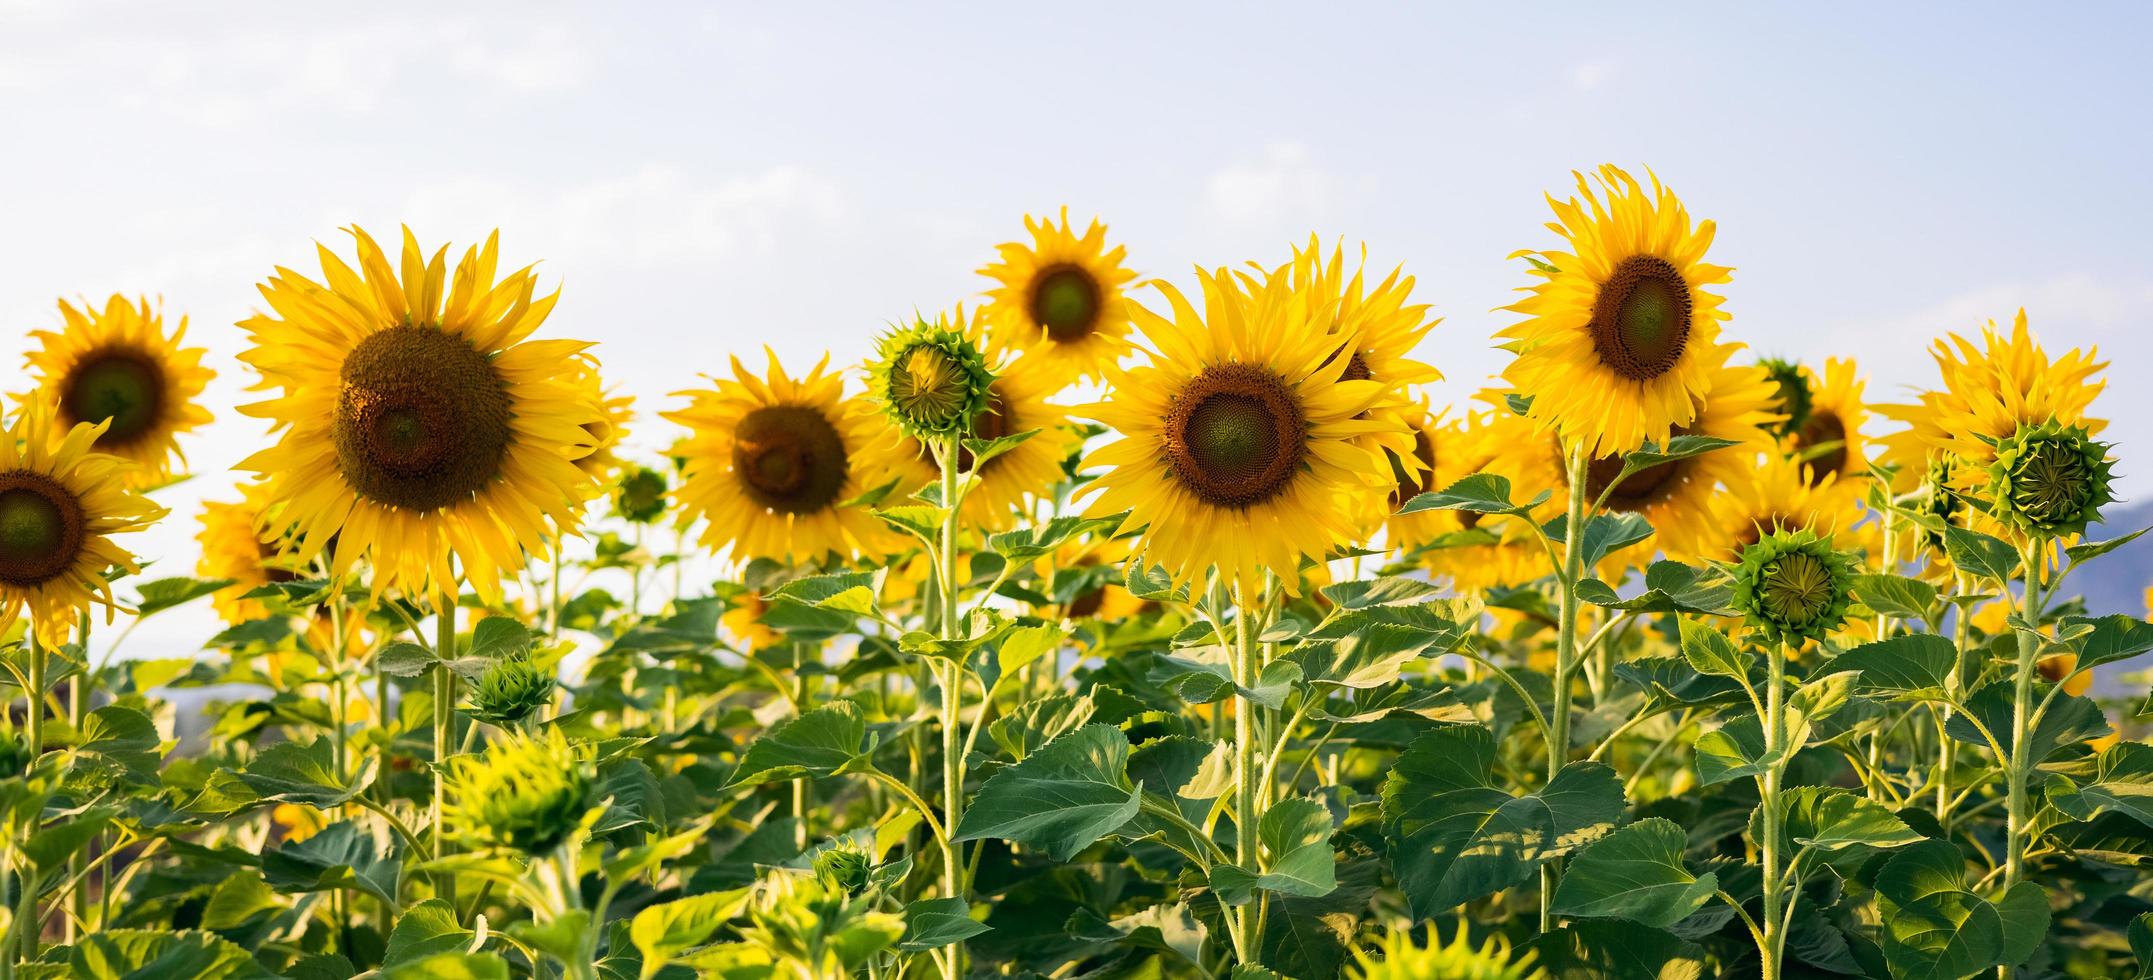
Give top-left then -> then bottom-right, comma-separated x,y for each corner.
1203,142 -> 1335,226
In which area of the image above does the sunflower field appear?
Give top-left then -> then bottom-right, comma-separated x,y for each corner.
1,165 -> 2150,980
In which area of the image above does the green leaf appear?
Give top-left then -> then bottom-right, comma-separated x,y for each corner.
2063,614 -> 2153,670
1550,818 -> 1717,928
1942,525 -> 2017,583
632,889 -> 753,977
64,929 -> 277,979
231,738 -> 376,808
988,514 -> 1123,563
952,724 -> 1141,861
1874,839 -> 2009,980
383,951 -> 511,980
1381,724 -> 1622,916
996,623 -> 1065,676
27,808 -> 115,869
1209,797 -> 1337,905
1576,561 -> 1731,615
1944,680 -> 2110,764
1123,560 -> 1188,603
875,504 -> 948,541
467,616 -> 535,660
963,428 -> 1038,470
897,897 -> 991,952
1829,634 -> 1958,697
130,577 -> 234,618
1693,715 -> 1772,786
1397,472 -> 1552,517
769,571 -> 880,618
1764,786 -> 1924,855
376,642 -> 439,678
1531,920 -> 1709,980
1068,902 -> 1207,968
1852,574 -> 1941,626
2064,525 -> 2149,564
200,873 -> 284,932
1995,881 -> 2051,969
261,820 -> 400,905
1677,619 -> 1747,679
1545,513 -> 1656,569
728,701 -> 869,787
2048,741 -> 2153,827
2128,912 -> 2153,980
72,704 -> 164,774
384,899 -> 473,968
1319,576 -> 1443,610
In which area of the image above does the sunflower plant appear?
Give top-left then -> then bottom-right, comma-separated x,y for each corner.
0,176 -> 2147,980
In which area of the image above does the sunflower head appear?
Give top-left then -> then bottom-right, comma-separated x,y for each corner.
613,465 -> 670,525
1758,357 -> 1811,438
446,728 -> 593,854
1350,922 -> 1544,980
1985,420 -> 2115,537
1732,527 -> 1858,646
239,227 -> 605,602
1498,165 -> 1732,459
979,208 -> 1139,382
21,295 -> 215,487
1909,452 -> 1965,556
870,319 -> 995,440
195,481 -> 305,626
468,655 -> 557,726
811,840 -> 873,896
0,407 -> 162,645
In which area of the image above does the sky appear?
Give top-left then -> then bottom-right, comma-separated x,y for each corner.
4,2 -> 2152,661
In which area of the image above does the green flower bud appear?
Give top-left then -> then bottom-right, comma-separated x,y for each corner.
469,656 -> 556,726
1986,420 -> 2116,537
446,728 -> 592,854
1732,527 -> 1857,646
870,320 -> 994,440
1758,357 -> 1811,439
613,464 -> 669,524
811,843 -> 872,895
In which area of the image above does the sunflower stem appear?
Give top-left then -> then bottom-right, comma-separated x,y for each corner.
18,630 -> 44,962
1541,442 -> 1589,932
1231,579 -> 1262,970
432,591 -> 459,906
66,613 -> 88,944
2003,536 -> 2047,901
1758,637 -> 1789,980
935,433 -> 965,980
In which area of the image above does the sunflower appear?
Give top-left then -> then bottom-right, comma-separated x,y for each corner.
1704,451 -> 1865,563
1396,402 -> 1554,594
567,356 -> 635,482
237,227 -> 605,603
1494,349 -> 1779,566
1875,310 -> 2110,537
1080,267 -> 1406,598
667,350 -> 903,564
1773,357 -> 1871,490
196,480 -> 305,626
19,294 -> 214,486
0,406 -> 163,646
1282,236 -> 1442,421
1499,165 -> 1733,460
979,208 -> 1139,382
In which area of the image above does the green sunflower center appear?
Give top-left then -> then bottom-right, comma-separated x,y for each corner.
732,405 -> 850,515
1795,410 -> 1848,481
1590,256 -> 1693,382
1029,265 -> 1102,342
0,471 -> 87,587
1165,363 -> 1306,509
62,348 -> 166,448
2005,432 -> 2099,528
334,325 -> 514,513
887,344 -> 971,432
1759,551 -> 1835,627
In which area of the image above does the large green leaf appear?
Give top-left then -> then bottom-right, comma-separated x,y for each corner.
952,724 -> 1141,861
1829,634 -> 1958,698
1531,919 -> 1708,980
1544,513 -> 1656,569
1397,472 -> 1550,517
1577,561 -> 1732,615
1677,619 -> 1748,679
230,738 -> 376,808
63,929 -> 275,979
1550,818 -> 1717,928
1209,797 -> 1337,905
2062,614 -> 2153,670
897,897 -> 991,952
1943,680 -> 2110,764
1853,574 -> 1942,627
383,899 -> 473,968
2048,741 -> 2153,827
1942,525 -> 2017,583
130,577 -> 235,618
631,889 -> 753,977
728,701 -> 870,787
1874,839 -> 2046,979
1381,724 -> 1622,916
261,820 -> 400,905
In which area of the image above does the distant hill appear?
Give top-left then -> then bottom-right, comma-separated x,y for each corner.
2074,499 -> 2153,696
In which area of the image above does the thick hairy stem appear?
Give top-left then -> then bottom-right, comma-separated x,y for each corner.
935,434 -> 965,980
432,593 -> 459,905
1759,639 -> 1788,980
1231,581 -> 1262,969
67,613 -> 89,943
1542,444 -> 1589,931
19,630 -> 45,961
2003,539 -> 2046,892
1937,573 -> 1972,823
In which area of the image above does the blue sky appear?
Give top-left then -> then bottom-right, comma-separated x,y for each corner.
4,2 -> 2150,657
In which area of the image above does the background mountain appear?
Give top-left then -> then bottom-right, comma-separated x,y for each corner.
2076,499 -> 2152,695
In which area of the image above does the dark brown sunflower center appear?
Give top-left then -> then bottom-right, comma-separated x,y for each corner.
1795,411 -> 1847,481
1029,265 -> 1102,342
1164,363 -> 1306,509
955,384 -> 1013,473
1389,429 -> 1437,509
1340,351 -> 1371,383
62,347 -> 166,449
0,471 -> 86,587
334,325 -> 513,513
1577,427 -> 1695,511
732,405 -> 849,515
1590,255 -> 1693,382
